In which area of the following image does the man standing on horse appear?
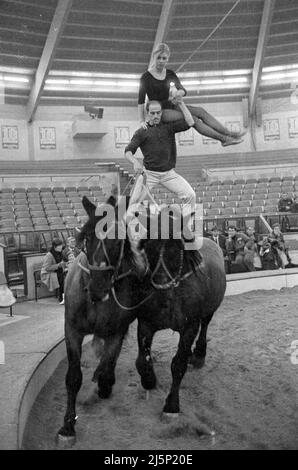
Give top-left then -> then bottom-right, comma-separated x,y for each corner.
124,96 -> 201,275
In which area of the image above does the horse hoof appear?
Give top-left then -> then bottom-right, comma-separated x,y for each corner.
189,355 -> 205,369
161,412 -> 179,423
56,433 -> 76,448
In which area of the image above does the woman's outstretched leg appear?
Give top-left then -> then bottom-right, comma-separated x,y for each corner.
162,108 -> 244,146
187,105 -> 245,139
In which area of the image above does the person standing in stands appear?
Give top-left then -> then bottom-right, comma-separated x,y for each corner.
225,225 -> 255,272
40,237 -> 66,304
278,192 -> 293,212
62,236 -> 81,271
138,43 -> 245,147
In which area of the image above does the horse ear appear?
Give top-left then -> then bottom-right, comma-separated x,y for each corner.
106,184 -> 118,207
82,195 -> 96,217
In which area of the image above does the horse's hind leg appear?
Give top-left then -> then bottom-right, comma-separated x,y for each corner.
135,321 -> 156,390
163,326 -> 198,415
92,333 -> 125,399
57,326 -> 84,445
189,316 -> 211,368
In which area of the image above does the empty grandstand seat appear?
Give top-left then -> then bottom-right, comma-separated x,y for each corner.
14,187 -> 26,193
210,201 -> 223,209
246,178 -> 257,184
30,210 -> 45,218
57,201 -> 71,210
40,187 -> 52,192
249,205 -> 264,213
205,208 -> 220,216
29,204 -> 44,212
43,204 -> 58,211
222,179 -> 234,185
0,211 -> 15,220
253,193 -> 267,201
14,192 -> 27,200
283,175 -> 294,181
0,193 -> 13,200
32,217 -> 48,225
52,187 -> 65,192
221,207 -> 235,216
221,184 -> 232,190
16,219 -> 34,230
258,177 -> 269,183
269,178 -> 282,184
244,183 -> 256,190
266,192 -> 280,200
234,206 -> 249,215
264,205 -> 278,213
251,200 -> 266,208
61,209 -> 76,217
0,188 -> 13,193
234,179 -> 245,185
233,183 -> 244,190
27,187 -> 39,192
14,205 -> 30,213
217,189 -> 230,197
206,190 -> 218,197
224,200 -> 237,208
27,195 -> 42,202
237,199 -> 251,208
34,224 -> 50,231
266,197 -> 279,206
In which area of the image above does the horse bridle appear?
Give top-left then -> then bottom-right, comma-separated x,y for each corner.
78,236 -> 154,310
78,230 -> 202,309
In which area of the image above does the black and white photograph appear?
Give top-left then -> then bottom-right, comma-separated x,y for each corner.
0,0 -> 297,455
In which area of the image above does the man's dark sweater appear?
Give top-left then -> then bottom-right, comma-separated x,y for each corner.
125,120 -> 189,172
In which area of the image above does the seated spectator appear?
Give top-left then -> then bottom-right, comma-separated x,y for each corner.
258,237 -> 279,270
245,225 -> 262,270
62,236 -> 81,271
268,223 -> 291,268
40,237 -> 67,304
207,225 -> 227,255
226,225 -> 255,272
278,192 -> 293,212
207,225 -> 229,272
290,193 -> 298,213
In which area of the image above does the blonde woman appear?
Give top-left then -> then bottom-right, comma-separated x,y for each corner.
138,43 -> 244,146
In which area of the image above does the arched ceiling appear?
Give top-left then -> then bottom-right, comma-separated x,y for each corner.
0,0 -> 298,120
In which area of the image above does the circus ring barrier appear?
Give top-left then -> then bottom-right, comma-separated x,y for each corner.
2,267 -> 297,450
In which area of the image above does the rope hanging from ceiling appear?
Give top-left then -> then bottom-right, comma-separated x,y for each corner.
175,0 -> 242,73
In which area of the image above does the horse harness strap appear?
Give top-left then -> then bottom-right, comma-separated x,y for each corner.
150,241 -> 203,290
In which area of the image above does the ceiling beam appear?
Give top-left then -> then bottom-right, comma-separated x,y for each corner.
26,0 -> 73,123
149,0 -> 176,66
249,0 -> 276,116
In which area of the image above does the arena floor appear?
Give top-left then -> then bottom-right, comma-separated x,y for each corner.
22,287 -> 298,450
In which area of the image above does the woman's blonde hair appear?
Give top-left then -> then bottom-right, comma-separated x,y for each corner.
152,43 -> 170,57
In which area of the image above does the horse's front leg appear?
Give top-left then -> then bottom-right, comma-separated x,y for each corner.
92,333 -> 125,399
163,326 -> 198,415
136,320 -> 156,390
189,316 -> 211,368
57,326 -> 84,445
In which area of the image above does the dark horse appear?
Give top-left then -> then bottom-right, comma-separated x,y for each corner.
57,194 -> 226,445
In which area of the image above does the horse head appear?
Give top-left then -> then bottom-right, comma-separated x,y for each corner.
78,194 -> 133,303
